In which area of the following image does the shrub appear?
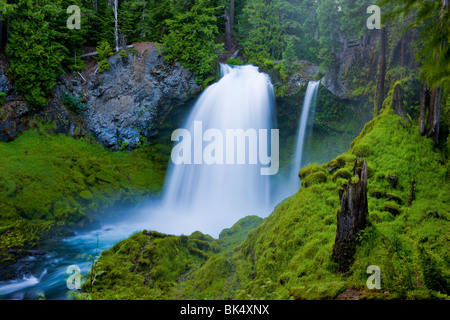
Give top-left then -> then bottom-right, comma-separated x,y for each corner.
119,49 -> 128,60
0,92 -> 6,105
226,58 -> 244,66
264,60 -> 274,69
96,40 -> 114,73
61,92 -> 86,115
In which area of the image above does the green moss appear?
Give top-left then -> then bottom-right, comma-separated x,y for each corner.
0,128 -> 165,264
351,143 -> 372,157
298,163 -> 325,179
218,215 -> 264,251
301,171 -> 328,188
383,201 -> 402,216
79,190 -> 93,201
331,168 -> 352,182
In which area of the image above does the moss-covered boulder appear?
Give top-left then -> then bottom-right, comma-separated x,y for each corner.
301,171 -> 328,188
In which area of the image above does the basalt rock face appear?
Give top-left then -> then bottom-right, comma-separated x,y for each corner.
78,45 -> 203,150
322,30 -> 380,99
0,94 -> 87,142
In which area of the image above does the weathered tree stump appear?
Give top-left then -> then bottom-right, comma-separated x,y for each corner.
333,158 -> 369,273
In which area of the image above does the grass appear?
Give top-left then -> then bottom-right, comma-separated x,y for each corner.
88,112 -> 449,300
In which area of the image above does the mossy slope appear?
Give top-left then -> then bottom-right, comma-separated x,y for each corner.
0,127 -> 165,266
90,113 -> 449,300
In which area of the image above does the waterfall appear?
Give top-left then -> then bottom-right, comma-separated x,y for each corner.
141,64 -> 277,237
287,80 -> 319,193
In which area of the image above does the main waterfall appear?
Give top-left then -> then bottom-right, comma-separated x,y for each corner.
287,80 -> 319,193
142,64 -> 277,237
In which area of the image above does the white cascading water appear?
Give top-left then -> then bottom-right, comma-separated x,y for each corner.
141,64 -> 277,237
287,80 -> 319,193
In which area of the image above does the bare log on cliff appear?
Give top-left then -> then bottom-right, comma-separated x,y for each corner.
333,158 -> 369,273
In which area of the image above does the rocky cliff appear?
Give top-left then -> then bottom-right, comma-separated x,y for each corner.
1,44 -> 202,148
54,43 -> 203,150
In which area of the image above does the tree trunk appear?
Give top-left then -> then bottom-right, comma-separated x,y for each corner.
392,83 -> 409,121
376,27 -> 387,115
333,158 -> 369,273
330,28 -> 335,52
224,0 -> 235,50
427,87 -> 436,132
427,86 -> 442,146
400,34 -> 405,66
230,0 -> 235,32
408,178 -> 416,207
0,14 -> 3,50
419,81 -> 428,135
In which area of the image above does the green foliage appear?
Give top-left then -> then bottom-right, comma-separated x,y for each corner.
61,92 -> 86,115
0,92 -> 6,105
264,60 -> 274,69
225,58 -> 244,66
161,0 -> 223,78
380,0 -> 450,89
6,0 -> 65,108
241,0 -> 285,66
239,0 -> 323,67
119,49 -> 128,60
96,41 -> 114,73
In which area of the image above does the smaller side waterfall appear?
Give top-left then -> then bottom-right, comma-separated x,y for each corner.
287,80 -> 320,193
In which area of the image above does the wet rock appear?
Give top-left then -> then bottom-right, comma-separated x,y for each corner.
321,58 -> 348,99
0,120 -> 15,142
6,249 -> 47,256
386,193 -> 402,205
0,65 -> 11,93
369,190 -> 384,199
328,165 -> 340,174
38,100 -> 87,139
385,174 -> 398,188
429,212 -> 440,219
0,98 -> 31,141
